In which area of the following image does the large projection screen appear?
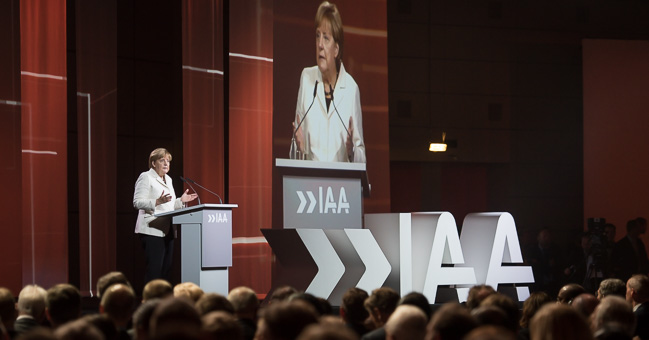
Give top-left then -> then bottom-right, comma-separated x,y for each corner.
272,0 -> 389,228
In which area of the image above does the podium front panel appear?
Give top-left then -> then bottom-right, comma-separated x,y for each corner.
201,210 -> 233,267
283,176 -> 362,229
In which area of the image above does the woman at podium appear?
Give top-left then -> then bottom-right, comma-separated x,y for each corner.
133,148 -> 198,283
290,1 -> 366,163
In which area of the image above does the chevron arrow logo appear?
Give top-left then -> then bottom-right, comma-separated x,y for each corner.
296,190 -> 317,214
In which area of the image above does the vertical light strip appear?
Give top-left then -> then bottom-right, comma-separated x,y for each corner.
78,92 -> 93,297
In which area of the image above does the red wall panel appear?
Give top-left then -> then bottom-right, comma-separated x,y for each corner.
20,0 -> 68,287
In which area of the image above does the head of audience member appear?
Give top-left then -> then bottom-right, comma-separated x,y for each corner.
364,287 -> 400,329
173,282 -> 204,303
46,284 -> 82,328
426,302 -> 478,340
471,305 -> 508,329
384,305 -> 427,340
571,293 -> 599,319
463,325 -> 516,340
96,271 -> 131,299
478,293 -> 519,332
142,280 -> 173,302
590,295 -> 635,338
288,293 -> 330,317
201,311 -> 244,340
255,300 -> 318,340
537,228 -> 553,249
530,303 -> 592,340
99,283 -> 136,329
132,299 -> 161,340
295,323 -> 358,340
227,286 -> 258,322
465,285 -> 496,310
53,318 -> 104,340
598,278 -> 627,300
557,283 -> 586,304
0,287 -> 16,331
519,291 -> 552,329
626,274 -> 649,307
604,223 -> 617,243
340,287 -> 369,327
398,292 -> 431,321
195,293 -> 235,316
17,284 -> 48,323
149,297 -> 202,340
268,286 -> 298,304
625,218 -> 646,239
81,314 -> 117,340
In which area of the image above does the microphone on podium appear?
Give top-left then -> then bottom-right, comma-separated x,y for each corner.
184,177 -> 223,204
290,80 -> 319,159
180,176 -> 201,205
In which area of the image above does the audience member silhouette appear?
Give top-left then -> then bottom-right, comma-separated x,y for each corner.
590,295 -> 635,338
201,311 -> 244,340
529,303 -> 592,340
613,218 -> 649,281
195,293 -> 235,316
339,288 -> 369,338
228,286 -> 259,340
426,303 -> 477,340
626,274 -> 649,339
45,284 -> 81,329
384,305 -> 427,340
15,285 -> 47,335
361,287 -> 400,340
597,278 -> 626,299
142,280 -> 172,302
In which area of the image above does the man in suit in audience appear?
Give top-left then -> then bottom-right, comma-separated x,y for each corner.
227,286 -> 259,340
46,284 -> 82,329
626,274 -> 649,340
100,283 -> 136,340
0,288 -> 17,338
361,287 -> 400,340
613,218 -> 649,281
15,285 -> 48,335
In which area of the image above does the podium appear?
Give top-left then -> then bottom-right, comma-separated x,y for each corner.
155,203 -> 237,295
274,158 -> 370,230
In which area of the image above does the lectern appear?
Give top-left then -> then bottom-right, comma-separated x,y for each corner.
155,203 -> 237,295
274,158 -> 369,230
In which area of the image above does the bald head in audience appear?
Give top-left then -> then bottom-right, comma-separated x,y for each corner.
571,293 -> 599,318
590,295 -> 635,338
384,305 -> 427,340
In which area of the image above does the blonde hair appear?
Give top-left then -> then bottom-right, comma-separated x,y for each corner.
315,1 -> 344,72
149,148 -> 172,168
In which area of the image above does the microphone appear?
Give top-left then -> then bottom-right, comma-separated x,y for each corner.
185,177 -> 223,204
180,176 -> 201,205
290,80 -> 319,159
329,84 -> 352,139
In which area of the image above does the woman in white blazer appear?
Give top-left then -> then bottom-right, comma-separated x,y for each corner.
133,148 -> 197,283
290,1 -> 366,163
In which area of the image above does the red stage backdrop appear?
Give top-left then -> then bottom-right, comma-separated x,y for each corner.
20,0 -> 68,288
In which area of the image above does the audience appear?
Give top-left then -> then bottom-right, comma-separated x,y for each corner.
556,283 -> 586,304
427,303 -> 477,340
53,318 -> 104,340
99,283 -> 136,340
255,300 -> 318,340
142,280 -> 173,302
519,291 -> 552,340
15,284 -> 48,335
96,272 -> 131,299
384,305 -> 427,340
201,311 -> 244,340
464,285 -> 496,311
626,274 -> 649,339
597,278 -> 627,300
361,287 -> 400,340
571,293 -> 599,319
529,303 -> 592,340
195,293 -> 235,316
131,299 -> 161,340
340,288 -> 369,338
590,295 -> 635,338
46,284 -> 82,329
0,287 -> 17,338
173,282 -> 204,303
296,323 -> 358,340
228,286 -> 259,340
478,293 -> 519,333
149,297 -> 202,340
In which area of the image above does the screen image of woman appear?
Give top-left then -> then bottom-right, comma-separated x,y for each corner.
133,148 -> 198,283
290,1 -> 366,163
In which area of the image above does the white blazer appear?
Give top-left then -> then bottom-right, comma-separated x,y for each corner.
292,63 -> 366,163
133,168 -> 184,237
